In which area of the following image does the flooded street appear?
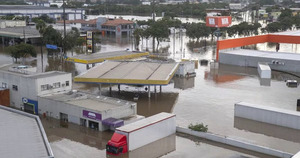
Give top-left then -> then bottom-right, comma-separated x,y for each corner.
1,19 -> 300,156
41,117 -> 272,158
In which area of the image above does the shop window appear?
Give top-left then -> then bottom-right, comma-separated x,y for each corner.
13,85 -> 18,91
66,81 -> 70,86
2,82 -> 7,88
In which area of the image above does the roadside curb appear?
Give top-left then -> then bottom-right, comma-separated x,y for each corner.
176,126 -> 293,158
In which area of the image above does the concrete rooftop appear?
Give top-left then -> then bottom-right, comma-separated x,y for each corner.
75,61 -> 179,85
0,64 -> 69,78
270,30 -> 300,36
41,91 -> 135,112
220,49 -> 300,61
0,26 -> 40,38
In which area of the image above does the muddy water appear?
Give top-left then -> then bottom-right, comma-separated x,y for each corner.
1,28 -> 300,155
41,117 -> 268,158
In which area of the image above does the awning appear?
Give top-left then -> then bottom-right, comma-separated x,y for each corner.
102,117 -> 124,128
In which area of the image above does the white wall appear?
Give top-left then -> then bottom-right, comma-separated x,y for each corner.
38,96 -> 137,131
0,70 -> 72,112
117,116 -> 176,151
36,73 -> 72,96
235,102 -> 300,130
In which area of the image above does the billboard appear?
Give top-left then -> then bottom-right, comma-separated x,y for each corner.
206,16 -> 232,28
86,31 -> 93,53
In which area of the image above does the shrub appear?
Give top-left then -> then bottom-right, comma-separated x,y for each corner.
188,123 -> 208,132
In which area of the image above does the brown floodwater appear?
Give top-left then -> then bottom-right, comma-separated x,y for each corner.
1,31 -> 300,156
41,117 -> 272,158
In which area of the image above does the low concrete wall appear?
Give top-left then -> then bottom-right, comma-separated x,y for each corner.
235,102 -> 300,130
176,126 -> 293,158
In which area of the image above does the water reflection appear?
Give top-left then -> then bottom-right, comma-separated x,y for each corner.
102,90 -> 179,118
41,117 -> 113,153
259,78 -> 271,86
234,117 -> 300,144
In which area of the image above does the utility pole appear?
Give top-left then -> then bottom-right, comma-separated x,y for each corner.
63,0 -> 66,56
152,0 -> 155,53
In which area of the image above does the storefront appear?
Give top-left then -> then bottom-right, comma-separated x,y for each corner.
82,110 -> 102,130
22,97 -> 38,115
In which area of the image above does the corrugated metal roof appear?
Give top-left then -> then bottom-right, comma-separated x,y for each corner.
0,106 -> 54,158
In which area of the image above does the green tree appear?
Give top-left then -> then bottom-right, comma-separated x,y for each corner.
148,19 -> 170,52
186,22 -> 211,41
6,43 -> 36,63
265,22 -> 283,32
64,27 -> 80,51
278,8 -> 293,21
266,7 -> 272,13
32,14 -> 55,24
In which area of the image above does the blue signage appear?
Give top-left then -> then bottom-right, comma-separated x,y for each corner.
22,97 -> 38,115
46,44 -> 58,50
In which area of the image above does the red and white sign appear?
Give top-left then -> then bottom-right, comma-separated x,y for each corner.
206,16 -> 232,28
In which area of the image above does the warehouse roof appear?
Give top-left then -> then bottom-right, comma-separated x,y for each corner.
116,112 -> 175,133
0,106 -> 53,158
0,64 -> 70,78
220,49 -> 300,61
65,51 -> 149,64
41,91 -> 136,112
0,26 -> 40,38
74,61 -> 179,85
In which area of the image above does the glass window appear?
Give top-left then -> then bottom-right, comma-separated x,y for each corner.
66,81 -> 70,86
2,82 -> 7,88
12,85 -> 18,91
53,82 -> 61,88
41,85 -> 48,91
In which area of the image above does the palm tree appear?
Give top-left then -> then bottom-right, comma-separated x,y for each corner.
35,20 -> 46,72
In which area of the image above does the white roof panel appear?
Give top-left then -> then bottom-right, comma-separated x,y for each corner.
116,112 -> 175,133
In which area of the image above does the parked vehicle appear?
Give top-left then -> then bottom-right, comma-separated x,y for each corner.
106,112 -> 176,155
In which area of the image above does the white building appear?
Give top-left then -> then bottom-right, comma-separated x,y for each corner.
0,20 -> 26,29
229,3 -> 243,10
0,5 -> 85,21
0,64 -> 72,115
38,91 -> 138,131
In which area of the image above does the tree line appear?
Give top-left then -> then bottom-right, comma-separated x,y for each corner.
133,7 -> 299,52
6,19 -> 85,63
264,8 -> 300,33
